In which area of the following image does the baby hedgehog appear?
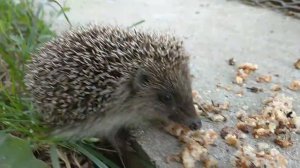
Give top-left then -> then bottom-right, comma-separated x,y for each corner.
25,25 -> 201,141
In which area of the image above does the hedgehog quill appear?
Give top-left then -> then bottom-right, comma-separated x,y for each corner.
25,25 -> 201,160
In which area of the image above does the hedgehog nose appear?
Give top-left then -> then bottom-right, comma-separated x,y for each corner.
189,119 -> 202,130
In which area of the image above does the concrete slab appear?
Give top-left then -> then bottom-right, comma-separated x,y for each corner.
49,0 -> 300,167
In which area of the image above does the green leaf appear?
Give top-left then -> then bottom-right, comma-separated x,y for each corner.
0,133 -> 48,168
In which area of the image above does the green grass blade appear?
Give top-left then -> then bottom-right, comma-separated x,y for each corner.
71,142 -> 109,168
127,19 -> 145,29
50,144 -> 61,168
81,142 -> 121,168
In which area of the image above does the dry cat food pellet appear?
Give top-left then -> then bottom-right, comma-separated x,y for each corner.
288,80 -> 300,91
193,90 -> 229,122
256,75 -> 272,83
231,144 -> 288,168
235,63 -> 258,84
224,134 -> 240,148
236,94 -> 299,148
220,126 -> 244,139
238,63 -> 258,73
165,122 -> 218,168
271,84 -> 282,92
294,59 -> 300,69
220,126 -> 248,148
274,134 -> 293,148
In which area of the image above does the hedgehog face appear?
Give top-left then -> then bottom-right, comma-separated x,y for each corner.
132,65 -> 202,130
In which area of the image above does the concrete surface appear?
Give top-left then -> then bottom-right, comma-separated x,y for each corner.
48,0 -> 300,167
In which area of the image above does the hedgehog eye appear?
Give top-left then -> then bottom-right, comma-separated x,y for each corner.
159,93 -> 173,105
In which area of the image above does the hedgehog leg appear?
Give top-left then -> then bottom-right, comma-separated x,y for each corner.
110,127 -> 133,168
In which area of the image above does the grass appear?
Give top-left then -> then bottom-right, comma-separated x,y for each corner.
0,0 -> 54,140
0,1 -> 119,167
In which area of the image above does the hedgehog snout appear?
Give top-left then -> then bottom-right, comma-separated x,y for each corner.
168,105 -> 202,130
186,105 -> 202,130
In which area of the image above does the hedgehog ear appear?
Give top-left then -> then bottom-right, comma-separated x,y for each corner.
133,68 -> 150,91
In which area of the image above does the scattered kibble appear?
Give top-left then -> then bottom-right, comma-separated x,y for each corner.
165,122 -> 218,168
235,94 -> 298,148
271,84 -> 282,92
256,75 -> 272,83
235,63 -> 258,84
193,90 -> 229,122
288,80 -> 300,91
294,59 -> 300,69
231,144 -> 288,168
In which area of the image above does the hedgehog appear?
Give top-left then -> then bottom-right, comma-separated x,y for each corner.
25,25 -> 201,147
